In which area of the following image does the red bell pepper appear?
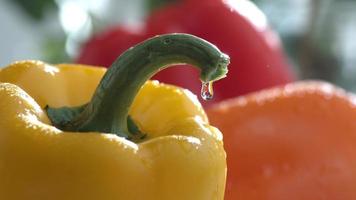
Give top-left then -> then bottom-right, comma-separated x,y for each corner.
76,0 -> 295,106
76,27 -> 146,67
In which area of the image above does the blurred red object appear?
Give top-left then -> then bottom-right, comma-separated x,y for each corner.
76,0 -> 295,106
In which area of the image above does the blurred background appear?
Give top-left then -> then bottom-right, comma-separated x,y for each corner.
0,0 -> 355,91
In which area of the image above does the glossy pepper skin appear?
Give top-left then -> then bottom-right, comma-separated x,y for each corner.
207,81 -> 356,200
0,34 -> 228,200
77,0 -> 295,106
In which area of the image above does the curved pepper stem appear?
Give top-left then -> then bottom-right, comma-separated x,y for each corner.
46,33 -> 230,140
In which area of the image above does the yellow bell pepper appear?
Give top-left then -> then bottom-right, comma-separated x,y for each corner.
0,34 -> 229,200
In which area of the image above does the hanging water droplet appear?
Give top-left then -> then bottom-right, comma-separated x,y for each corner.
201,81 -> 214,101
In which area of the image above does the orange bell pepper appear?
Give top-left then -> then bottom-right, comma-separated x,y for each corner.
207,81 -> 356,200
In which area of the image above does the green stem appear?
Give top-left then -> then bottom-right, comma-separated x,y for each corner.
46,33 -> 229,140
